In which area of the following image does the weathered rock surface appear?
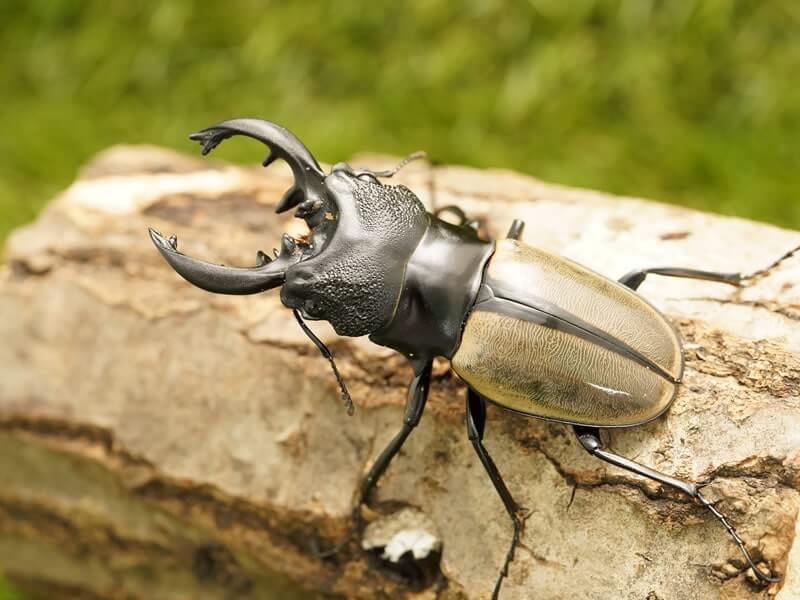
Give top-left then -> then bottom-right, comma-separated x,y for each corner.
1,145 -> 799,600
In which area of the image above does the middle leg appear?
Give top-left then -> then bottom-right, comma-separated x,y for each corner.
466,389 -> 530,600
619,243 -> 799,291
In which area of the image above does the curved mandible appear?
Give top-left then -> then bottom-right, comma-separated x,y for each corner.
149,228 -> 301,295
189,118 -> 327,213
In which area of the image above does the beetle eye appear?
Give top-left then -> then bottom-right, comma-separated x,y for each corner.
303,298 -> 324,318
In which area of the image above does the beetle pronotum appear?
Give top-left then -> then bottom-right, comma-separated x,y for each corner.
149,118 -> 798,599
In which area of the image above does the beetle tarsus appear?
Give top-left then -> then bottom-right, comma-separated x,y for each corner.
695,489 -> 779,583
574,426 -> 779,584
739,242 -> 800,286
312,513 -> 360,559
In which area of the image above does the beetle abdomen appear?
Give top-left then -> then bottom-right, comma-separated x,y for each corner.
451,240 -> 684,427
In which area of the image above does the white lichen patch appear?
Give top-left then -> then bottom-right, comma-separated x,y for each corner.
380,529 -> 440,562
362,507 -> 441,562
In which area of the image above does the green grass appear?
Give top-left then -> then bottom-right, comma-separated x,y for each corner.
1,1 -> 799,244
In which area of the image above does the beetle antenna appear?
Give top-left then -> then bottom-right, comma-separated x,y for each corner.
293,309 -> 355,416
696,489 -> 780,583
366,151 -> 427,179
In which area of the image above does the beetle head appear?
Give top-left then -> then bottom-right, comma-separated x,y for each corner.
150,118 -> 428,337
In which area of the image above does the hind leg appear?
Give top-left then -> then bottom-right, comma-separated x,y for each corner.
574,425 -> 778,582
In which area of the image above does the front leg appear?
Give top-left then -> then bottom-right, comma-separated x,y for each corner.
317,360 -> 432,557
356,360 -> 432,508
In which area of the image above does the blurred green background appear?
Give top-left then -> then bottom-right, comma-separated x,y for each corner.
2,0 -> 799,596
2,1 -> 800,246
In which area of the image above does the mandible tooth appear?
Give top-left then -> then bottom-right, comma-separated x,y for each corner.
295,199 -> 323,219
262,151 -> 277,167
281,234 -> 296,254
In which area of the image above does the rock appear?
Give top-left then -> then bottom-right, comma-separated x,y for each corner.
1,145 -> 799,600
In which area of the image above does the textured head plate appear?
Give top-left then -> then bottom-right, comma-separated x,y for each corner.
149,118 -> 428,337
282,169 -> 427,336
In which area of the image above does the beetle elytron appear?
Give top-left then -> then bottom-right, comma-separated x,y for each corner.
149,118 -> 797,598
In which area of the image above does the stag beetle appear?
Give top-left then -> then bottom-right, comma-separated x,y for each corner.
149,118 -> 798,599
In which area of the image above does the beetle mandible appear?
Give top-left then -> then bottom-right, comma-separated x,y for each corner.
148,118 -> 798,599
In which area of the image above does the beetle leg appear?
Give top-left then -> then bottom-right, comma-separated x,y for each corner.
314,360 -> 432,559
467,389 -> 529,600
434,205 -> 468,225
434,205 -> 487,233
574,425 -> 779,583
619,243 -> 799,290
506,219 -> 525,240
357,359 -> 432,508
619,267 -> 743,290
